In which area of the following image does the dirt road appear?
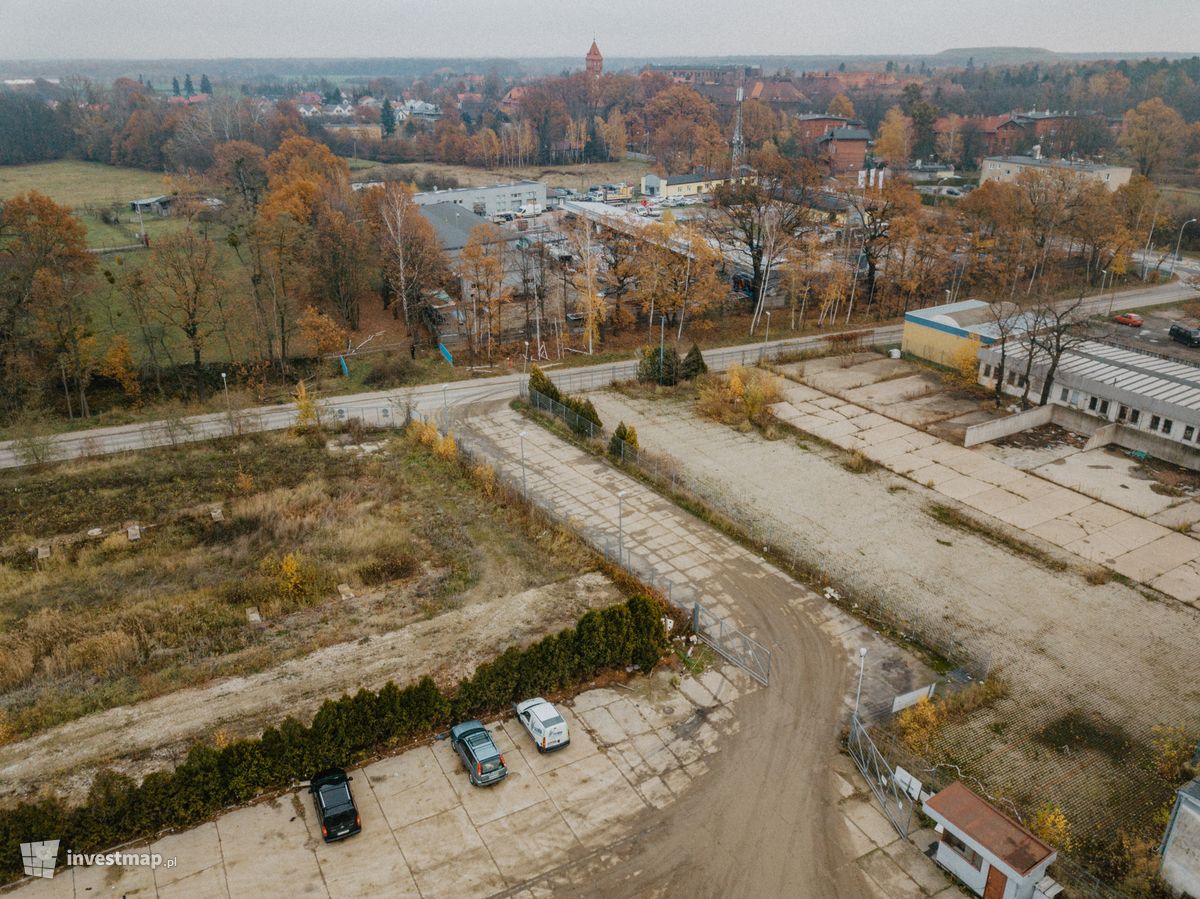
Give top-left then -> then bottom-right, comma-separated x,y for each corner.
0,573 -> 619,804
456,403 -> 935,897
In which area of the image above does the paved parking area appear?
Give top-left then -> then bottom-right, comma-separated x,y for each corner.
8,668 -> 752,899
771,381 -> 1200,605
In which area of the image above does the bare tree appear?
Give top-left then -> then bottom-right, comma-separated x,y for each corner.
1033,294 -> 1089,407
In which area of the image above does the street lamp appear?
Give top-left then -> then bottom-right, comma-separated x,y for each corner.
763,310 -> 771,345
617,490 -> 627,564
220,372 -> 232,425
658,314 -> 666,385
1171,219 -> 1197,277
853,647 -> 868,717
945,288 -> 952,304
519,431 -> 528,499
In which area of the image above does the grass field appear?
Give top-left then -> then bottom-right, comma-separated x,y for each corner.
353,158 -> 654,191
0,426 -> 594,741
0,160 -> 179,208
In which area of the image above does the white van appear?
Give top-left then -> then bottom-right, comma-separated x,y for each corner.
517,204 -> 544,218
514,698 -> 570,752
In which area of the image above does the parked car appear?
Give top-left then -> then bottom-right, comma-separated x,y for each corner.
1170,323 -> 1200,347
308,768 -> 361,842
450,720 -> 508,786
1112,312 -> 1144,327
514,698 -> 571,752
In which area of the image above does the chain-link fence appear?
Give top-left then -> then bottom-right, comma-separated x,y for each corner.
519,385 -> 603,439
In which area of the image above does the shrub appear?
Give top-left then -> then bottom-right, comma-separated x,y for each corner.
1152,723 -> 1198,782
357,548 -> 418,586
0,595 -> 668,885
680,344 -> 708,380
895,696 -> 943,751
624,425 -> 639,449
1027,803 -> 1074,852
697,366 -> 781,428
528,364 -> 562,403
609,421 -> 629,457
637,346 -> 681,386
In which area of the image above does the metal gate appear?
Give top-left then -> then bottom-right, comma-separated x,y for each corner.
848,713 -> 918,838
691,602 -> 771,685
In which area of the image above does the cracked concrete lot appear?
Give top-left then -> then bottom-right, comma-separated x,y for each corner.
6,668 -> 751,899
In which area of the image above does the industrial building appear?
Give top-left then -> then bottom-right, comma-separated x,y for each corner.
978,338 -> 1200,449
410,181 -> 547,218
978,155 -> 1132,191
901,300 -> 1011,368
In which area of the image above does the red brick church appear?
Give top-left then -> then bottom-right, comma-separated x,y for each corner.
586,40 -> 603,76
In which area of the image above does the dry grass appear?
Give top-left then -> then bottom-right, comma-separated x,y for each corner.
0,428 -> 593,741
696,366 -> 783,430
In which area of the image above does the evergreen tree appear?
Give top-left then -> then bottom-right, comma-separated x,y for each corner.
183,74 -> 195,95
380,98 -> 396,137
200,74 -> 212,95
172,77 -> 181,96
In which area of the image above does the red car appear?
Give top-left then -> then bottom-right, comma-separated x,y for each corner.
1113,312 -> 1144,327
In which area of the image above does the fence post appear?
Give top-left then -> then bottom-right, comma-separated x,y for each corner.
691,602 -> 699,632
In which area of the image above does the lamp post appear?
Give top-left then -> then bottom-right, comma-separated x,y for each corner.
617,490 -> 627,564
658,314 -> 666,385
1171,219 -> 1197,277
853,647 -> 868,717
763,310 -> 771,346
519,431 -> 528,499
220,372 -> 232,429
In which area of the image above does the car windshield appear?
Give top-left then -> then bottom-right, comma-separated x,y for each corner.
319,783 -> 352,811
540,715 -> 565,727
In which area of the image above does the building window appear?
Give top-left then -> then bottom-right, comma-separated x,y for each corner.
1060,388 -> 1070,403
1130,409 -> 1141,425
1151,415 -> 1161,431
1118,405 -> 1128,421
1185,426 -> 1195,442
1088,397 -> 1098,411
983,364 -> 992,378
1099,400 -> 1110,415
942,832 -> 984,871
1163,420 -> 1173,435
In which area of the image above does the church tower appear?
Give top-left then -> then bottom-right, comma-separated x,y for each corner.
586,40 -> 603,76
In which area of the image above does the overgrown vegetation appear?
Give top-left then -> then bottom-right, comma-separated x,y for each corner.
0,425 -> 592,740
0,593 -> 668,885
696,365 -> 782,431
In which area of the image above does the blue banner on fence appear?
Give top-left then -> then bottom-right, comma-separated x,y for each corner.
338,356 -> 349,377
438,342 -> 453,364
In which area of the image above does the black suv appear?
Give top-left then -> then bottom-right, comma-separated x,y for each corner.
308,768 -> 362,842
450,720 -> 508,786
1170,323 -> 1200,348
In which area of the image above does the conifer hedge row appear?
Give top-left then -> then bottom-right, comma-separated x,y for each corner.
0,595 -> 666,883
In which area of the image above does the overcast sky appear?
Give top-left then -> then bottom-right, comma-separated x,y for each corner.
1,0 -> 1197,59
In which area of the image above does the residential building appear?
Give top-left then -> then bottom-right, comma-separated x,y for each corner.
411,180 -> 547,218
1161,778 -> 1200,897
586,40 -> 603,76
642,64 -> 761,86
639,172 -> 726,199
978,338 -> 1200,450
792,113 -> 863,144
923,782 -> 1059,899
979,155 -> 1132,191
817,126 -> 871,174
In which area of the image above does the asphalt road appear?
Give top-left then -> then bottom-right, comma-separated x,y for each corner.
0,278 -> 1193,471
0,327 -> 903,470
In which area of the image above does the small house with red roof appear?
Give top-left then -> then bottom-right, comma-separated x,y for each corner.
923,782 -> 1060,899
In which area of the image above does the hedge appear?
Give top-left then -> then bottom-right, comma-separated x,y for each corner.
0,595 -> 667,883
528,364 -> 603,435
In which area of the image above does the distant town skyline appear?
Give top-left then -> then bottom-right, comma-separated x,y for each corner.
0,0 -> 1198,60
